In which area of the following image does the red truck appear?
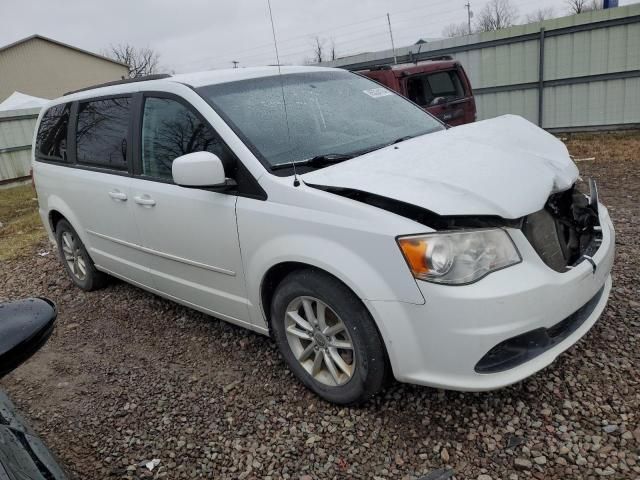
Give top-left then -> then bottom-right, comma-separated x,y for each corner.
358,57 -> 476,126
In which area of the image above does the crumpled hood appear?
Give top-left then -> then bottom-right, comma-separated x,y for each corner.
302,115 -> 579,219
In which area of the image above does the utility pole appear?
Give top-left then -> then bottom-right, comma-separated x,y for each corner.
386,13 -> 397,64
232,60 -> 239,69
465,2 -> 473,35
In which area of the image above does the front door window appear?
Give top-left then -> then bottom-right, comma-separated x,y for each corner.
141,97 -> 234,181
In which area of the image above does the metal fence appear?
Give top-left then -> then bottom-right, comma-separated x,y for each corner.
321,4 -> 640,132
0,108 -> 39,183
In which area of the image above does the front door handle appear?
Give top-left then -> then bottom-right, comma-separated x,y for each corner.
108,190 -> 127,201
134,195 -> 156,207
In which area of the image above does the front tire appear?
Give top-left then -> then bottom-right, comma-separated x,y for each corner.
271,269 -> 388,405
55,219 -> 109,291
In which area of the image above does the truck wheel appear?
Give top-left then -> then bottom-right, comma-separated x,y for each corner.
271,269 -> 388,405
55,219 -> 109,291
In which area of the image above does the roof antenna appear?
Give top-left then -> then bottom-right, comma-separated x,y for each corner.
267,0 -> 300,187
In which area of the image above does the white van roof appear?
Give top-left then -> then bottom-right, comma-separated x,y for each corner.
58,65 -> 339,105
171,65 -> 337,87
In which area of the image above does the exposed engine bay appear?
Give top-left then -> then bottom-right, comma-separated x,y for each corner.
522,179 -> 602,272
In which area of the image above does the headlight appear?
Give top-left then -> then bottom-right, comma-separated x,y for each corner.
397,229 -> 521,285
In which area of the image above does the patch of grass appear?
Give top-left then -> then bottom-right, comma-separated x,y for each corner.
0,184 -> 46,261
562,130 -> 640,162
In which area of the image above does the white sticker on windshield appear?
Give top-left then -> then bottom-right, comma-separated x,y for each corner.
363,87 -> 393,98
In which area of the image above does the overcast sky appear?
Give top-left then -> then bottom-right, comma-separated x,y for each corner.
1,0 -> 637,73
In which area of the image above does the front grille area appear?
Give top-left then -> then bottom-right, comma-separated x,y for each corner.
522,181 -> 602,272
475,286 -> 605,374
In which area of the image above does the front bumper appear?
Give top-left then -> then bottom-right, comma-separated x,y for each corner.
367,205 -> 615,391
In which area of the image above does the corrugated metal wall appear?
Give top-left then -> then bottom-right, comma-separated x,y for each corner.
322,4 -> 640,131
0,109 -> 39,182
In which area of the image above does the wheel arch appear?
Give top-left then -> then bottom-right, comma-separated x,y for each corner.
44,196 -> 92,251
259,261 -> 383,342
260,260 -> 394,381
259,260 -> 382,328
260,261 -> 323,328
48,210 -> 65,233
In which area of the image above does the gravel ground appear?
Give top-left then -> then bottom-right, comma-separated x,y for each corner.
1,134 -> 639,479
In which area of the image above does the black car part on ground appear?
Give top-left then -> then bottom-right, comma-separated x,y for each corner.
0,298 -> 57,379
0,297 -> 66,479
0,390 -> 69,480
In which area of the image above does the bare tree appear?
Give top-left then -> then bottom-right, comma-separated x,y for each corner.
104,44 -> 160,78
525,7 -> 556,23
311,36 -> 325,63
475,0 -> 519,32
566,0 -> 602,14
329,38 -> 337,61
442,22 -> 472,38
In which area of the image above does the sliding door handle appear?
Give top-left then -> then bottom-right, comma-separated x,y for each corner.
108,190 -> 127,201
133,195 -> 156,207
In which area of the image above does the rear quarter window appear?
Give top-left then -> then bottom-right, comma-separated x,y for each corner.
76,97 -> 131,171
36,103 -> 70,162
406,70 -> 465,107
427,71 -> 464,98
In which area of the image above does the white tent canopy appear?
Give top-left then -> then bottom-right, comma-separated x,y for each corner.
0,92 -> 48,182
0,91 -> 48,112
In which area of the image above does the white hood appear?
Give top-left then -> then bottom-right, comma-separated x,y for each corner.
302,115 -> 579,219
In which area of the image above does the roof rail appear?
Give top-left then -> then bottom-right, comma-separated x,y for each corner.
355,64 -> 392,72
357,55 -> 454,71
424,55 -> 454,61
64,74 -> 172,96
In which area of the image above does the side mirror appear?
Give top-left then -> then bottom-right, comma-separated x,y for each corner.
430,96 -> 447,107
0,298 -> 57,379
172,152 -> 229,188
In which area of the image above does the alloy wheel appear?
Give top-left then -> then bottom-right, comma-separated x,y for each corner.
61,230 -> 87,281
284,296 -> 355,386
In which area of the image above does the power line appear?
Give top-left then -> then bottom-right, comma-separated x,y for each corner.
172,0 -> 555,72
170,0 -> 466,70
195,8 -> 466,70
208,11 -> 462,66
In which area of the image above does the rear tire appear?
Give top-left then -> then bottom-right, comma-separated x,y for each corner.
55,219 -> 109,291
271,269 -> 388,405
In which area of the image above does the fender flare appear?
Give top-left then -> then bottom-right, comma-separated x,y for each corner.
45,195 -> 92,251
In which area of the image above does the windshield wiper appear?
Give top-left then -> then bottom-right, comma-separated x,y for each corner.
270,136 -> 418,171
271,153 -> 354,171
391,135 -> 414,145
354,135 -> 416,157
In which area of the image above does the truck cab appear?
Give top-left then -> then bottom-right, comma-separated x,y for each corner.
358,58 -> 476,126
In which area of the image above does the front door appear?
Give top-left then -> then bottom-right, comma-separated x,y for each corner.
129,94 -> 251,325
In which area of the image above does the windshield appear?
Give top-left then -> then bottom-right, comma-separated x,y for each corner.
197,70 -> 444,171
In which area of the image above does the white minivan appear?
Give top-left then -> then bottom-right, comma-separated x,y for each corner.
33,66 -> 614,404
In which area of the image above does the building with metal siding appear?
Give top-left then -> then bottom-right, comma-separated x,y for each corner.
321,4 -> 640,131
0,108 -> 40,183
0,35 -> 128,103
